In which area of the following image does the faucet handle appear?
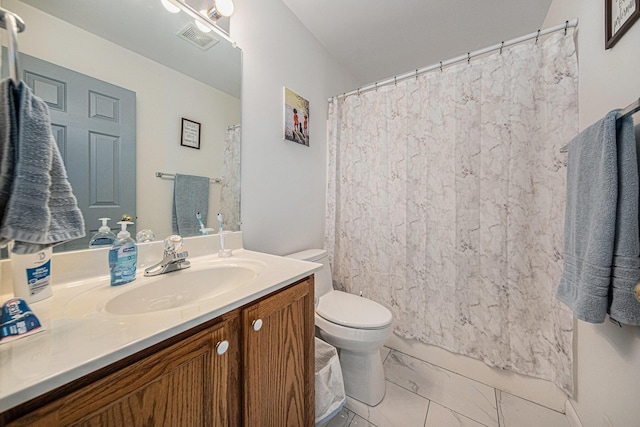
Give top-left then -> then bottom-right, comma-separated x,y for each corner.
144,235 -> 190,277
164,234 -> 184,255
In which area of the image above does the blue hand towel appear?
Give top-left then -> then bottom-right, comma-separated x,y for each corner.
557,110 -> 640,325
172,173 -> 210,237
0,80 -> 85,254
608,114 -> 640,325
0,80 -> 18,228
557,111 -> 619,323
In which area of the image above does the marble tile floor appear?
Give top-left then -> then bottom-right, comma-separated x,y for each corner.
324,347 -> 571,427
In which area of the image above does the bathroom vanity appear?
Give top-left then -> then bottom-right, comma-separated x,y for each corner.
0,233 -> 318,426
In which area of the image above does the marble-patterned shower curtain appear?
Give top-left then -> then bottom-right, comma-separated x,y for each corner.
325,30 -> 578,394
219,125 -> 241,231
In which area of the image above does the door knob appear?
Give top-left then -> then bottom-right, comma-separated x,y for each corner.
252,319 -> 263,331
216,340 -> 229,355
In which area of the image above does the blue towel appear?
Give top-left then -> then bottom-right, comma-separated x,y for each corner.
172,173 -> 210,237
608,114 -> 640,325
0,80 -> 18,228
0,79 -> 85,254
557,111 -> 619,323
557,110 -> 640,325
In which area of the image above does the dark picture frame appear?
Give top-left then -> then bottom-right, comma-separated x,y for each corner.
605,0 -> 640,49
181,118 -> 201,149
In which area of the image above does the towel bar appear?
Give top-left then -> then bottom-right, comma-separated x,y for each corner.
155,171 -> 223,184
560,97 -> 640,153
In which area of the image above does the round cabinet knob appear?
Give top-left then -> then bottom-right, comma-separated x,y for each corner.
216,340 -> 229,355
252,319 -> 263,331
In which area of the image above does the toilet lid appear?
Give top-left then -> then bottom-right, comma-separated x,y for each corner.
316,291 -> 393,329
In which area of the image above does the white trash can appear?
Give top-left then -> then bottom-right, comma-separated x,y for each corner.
315,337 -> 346,426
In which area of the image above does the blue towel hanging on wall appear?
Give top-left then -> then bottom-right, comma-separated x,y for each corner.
172,173 -> 210,237
557,110 -> 640,325
0,79 -> 85,253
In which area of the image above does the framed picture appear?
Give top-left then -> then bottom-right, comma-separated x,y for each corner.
181,118 -> 201,149
283,87 -> 310,146
605,0 -> 640,49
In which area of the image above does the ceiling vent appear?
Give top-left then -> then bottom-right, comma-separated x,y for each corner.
177,23 -> 220,51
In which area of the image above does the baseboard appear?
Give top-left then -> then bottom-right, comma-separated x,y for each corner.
386,333 -> 568,412
565,400 -> 583,427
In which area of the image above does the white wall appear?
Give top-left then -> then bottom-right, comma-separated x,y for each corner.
230,0 -> 358,255
4,0 -> 241,239
544,1 -> 640,426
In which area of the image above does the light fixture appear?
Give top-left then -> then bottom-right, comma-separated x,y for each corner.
159,0 -> 235,43
207,0 -> 235,19
160,0 -> 180,14
194,0 -> 234,33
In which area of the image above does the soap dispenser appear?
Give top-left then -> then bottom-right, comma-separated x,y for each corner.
109,221 -> 138,286
89,218 -> 116,248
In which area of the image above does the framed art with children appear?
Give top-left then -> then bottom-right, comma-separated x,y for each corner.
283,87 -> 309,146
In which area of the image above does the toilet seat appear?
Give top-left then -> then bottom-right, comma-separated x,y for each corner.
316,291 -> 392,330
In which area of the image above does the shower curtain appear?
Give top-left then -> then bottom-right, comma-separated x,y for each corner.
219,125 -> 241,231
326,30 -> 578,394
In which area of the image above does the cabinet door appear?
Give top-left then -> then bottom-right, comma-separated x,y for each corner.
242,278 -> 315,427
9,315 -> 240,427
210,313 -> 241,427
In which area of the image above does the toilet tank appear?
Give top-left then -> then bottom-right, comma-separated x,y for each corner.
285,249 -> 333,297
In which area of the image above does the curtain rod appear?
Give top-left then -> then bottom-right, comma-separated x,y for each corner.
329,18 -> 578,101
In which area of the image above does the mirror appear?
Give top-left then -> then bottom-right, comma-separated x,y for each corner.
1,0 -> 242,252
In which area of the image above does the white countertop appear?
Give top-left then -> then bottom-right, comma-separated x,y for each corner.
0,234 -> 320,413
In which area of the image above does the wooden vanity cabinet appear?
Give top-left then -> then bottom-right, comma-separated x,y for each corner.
3,276 -> 314,427
242,276 -> 315,426
6,311 -> 241,427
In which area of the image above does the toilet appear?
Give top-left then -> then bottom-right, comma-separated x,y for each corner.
287,249 -> 393,406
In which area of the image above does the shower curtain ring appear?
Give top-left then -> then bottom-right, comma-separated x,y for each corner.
500,41 -> 504,55
415,69 -> 418,80
440,61 -> 443,72
467,52 -> 471,64
535,29 -> 540,44
564,20 -> 569,35
375,82 -> 378,91
394,76 -> 397,86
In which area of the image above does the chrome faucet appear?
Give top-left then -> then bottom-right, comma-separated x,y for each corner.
144,235 -> 190,276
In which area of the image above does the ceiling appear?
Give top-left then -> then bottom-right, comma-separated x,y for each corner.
282,0 -> 553,86
14,0 -> 554,95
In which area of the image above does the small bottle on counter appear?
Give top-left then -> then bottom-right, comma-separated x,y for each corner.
11,247 -> 53,303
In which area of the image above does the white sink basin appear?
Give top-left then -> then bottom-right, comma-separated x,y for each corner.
104,265 -> 256,315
